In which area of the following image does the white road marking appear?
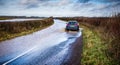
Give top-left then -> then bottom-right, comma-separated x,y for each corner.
2,47 -> 36,65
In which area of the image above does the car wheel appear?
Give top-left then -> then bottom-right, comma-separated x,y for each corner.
77,29 -> 79,32
65,29 -> 69,32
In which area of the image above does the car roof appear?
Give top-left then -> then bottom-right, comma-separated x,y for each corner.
68,21 -> 78,23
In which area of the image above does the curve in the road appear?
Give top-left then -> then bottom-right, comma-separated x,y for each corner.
0,19 -> 82,65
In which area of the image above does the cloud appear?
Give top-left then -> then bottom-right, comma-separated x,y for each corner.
0,0 -> 120,17
0,0 -> 5,5
95,0 -> 120,3
20,0 -> 40,8
20,0 -> 71,9
90,2 -> 120,16
77,0 -> 90,3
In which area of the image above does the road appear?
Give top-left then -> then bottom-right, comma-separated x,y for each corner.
0,19 -> 82,65
0,18 -> 42,22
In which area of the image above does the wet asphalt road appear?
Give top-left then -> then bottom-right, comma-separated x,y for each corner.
0,19 -> 82,65
0,18 -> 42,22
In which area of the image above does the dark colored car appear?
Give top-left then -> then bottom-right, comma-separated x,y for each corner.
65,21 -> 79,31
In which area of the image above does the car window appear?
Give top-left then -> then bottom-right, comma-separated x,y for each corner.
68,22 -> 77,25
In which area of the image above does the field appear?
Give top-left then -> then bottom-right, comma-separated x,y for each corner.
56,15 -> 120,65
0,16 -> 44,20
0,17 -> 54,41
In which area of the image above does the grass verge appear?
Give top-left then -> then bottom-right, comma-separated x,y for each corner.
0,24 -> 52,42
81,25 -> 110,65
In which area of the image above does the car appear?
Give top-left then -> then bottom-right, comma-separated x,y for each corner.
65,21 -> 79,31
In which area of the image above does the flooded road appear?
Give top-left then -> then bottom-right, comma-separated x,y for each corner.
0,19 -> 82,65
0,18 -> 42,22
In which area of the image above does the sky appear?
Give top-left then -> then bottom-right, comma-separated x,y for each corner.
0,0 -> 120,17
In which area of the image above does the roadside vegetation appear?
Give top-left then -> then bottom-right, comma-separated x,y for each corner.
0,16 -> 43,20
0,16 -> 14,20
81,25 -> 110,65
57,14 -> 120,65
0,17 -> 54,41
0,16 -> 25,20
79,16 -> 120,65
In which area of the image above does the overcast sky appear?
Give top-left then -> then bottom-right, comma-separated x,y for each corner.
0,0 -> 120,17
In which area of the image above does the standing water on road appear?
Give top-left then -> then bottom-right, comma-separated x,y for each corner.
0,19 -> 82,65
0,18 -> 42,22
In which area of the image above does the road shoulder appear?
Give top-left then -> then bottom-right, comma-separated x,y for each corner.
62,36 -> 83,65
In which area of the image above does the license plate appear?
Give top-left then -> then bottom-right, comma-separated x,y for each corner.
70,25 -> 75,27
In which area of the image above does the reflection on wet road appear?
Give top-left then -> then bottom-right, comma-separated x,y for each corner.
0,19 -> 82,65
0,18 -> 42,22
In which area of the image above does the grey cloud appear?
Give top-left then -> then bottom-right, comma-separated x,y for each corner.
89,0 -> 120,3
73,2 -> 95,10
77,0 -> 90,3
91,2 -> 120,11
20,0 -> 39,9
0,0 -> 120,17
88,2 -> 120,17
0,0 -> 6,5
98,0 -> 120,2
26,4 -> 39,9
0,0 -> 19,9
21,0 -> 70,9
20,0 -> 56,9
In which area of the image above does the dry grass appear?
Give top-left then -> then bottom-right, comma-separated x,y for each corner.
81,25 -> 110,65
57,15 -> 120,65
78,16 -> 120,65
0,17 -> 54,41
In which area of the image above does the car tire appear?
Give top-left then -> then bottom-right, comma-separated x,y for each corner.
77,28 -> 79,32
65,29 -> 69,32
